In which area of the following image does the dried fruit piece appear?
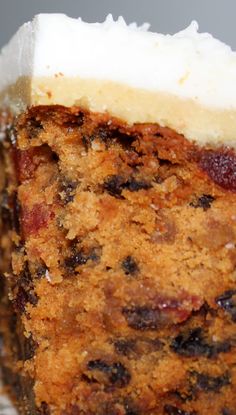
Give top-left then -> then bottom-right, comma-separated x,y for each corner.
190,194 -> 215,211
12,286 -> 38,314
164,404 -> 196,415
64,248 -> 99,273
114,338 -> 136,357
26,117 -> 44,139
199,150 -> 236,192
123,398 -> 140,415
37,402 -> 51,415
221,409 -> 234,415
60,179 -> 78,204
171,328 -> 231,358
122,306 -> 162,330
104,175 -> 152,198
114,337 -> 162,357
122,293 -> 202,331
216,290 -> 236,322
122,256 -> 139,275
23,335 -> 38,361
104,175 -> 125,198
87,359 -> 131,387
124,178 -> 151,192
21,203 -> 54,236
191,371 -> 230,392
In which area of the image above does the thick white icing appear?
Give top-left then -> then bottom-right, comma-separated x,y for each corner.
1,14 -> 236,110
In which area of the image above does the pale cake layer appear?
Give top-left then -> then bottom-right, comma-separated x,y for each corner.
1,14 -> 236,148
1,76 -> 236,148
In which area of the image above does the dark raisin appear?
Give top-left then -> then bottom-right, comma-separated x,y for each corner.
1,206 -> 12,230
64,251 -> 89,271
159,158 -> 172,166
191,371 -> 230,392
12,262 -> 39,312
114,337 -> 162,357
190,194 -> 215,211
82,134 -> 94,150
12,192 -> 21,233
216,290 -> 236,322
103,175 -> 125,198
115,131 -> 137,150
96,125 -> 137,150
155,175 -> 164,184
13,286 -> 38,314
164,405 -> 196,415
171,328 -> 230,358
171,390 -> 193,403
76,112 -> 84,127
27,291 -> 38,306
123,398 -> 139,415
109,362 -> 131,387
122,256 -> 139,275
87,359 -> 131,387
122,306 -> 162,330
23,335 -> 38,360
0,192 -> 12,230
36,264 -> 48,279
124,178 -> 152,192
18,262 -> 32,287
52,151 -> 59,162
104,175 -> 152,198
125,407 -> 139,415
136,337 -> 163,354
221,409 -> 234,415
37,402 -> 50,415
26,118 -> 44,139
114,338 -> 136,356
0,190 -> 20,232
97,127 -> 113,142
87,359 -> 109,372
12,287 -> 29,314
60,179 -> 78,204
199,150 -> 236,192
64,248 -> 98,273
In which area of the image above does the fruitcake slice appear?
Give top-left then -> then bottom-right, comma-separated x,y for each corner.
0,13 -> 236,415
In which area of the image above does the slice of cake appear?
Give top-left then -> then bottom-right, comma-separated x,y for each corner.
0,14 -> 236,415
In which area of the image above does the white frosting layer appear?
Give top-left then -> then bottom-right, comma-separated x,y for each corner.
1,13 -> 236,110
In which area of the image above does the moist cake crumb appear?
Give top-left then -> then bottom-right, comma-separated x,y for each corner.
0,105 -> 236,414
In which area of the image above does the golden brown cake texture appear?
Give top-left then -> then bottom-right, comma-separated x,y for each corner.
0,105 -> 236,415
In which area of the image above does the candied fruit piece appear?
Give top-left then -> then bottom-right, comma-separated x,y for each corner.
199,150 -> 236,192
21,203 -> 54,236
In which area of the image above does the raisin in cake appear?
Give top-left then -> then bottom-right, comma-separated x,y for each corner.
0,14 -> 236,415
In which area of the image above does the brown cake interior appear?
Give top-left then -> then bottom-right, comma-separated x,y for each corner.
0,105 -> 236,415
